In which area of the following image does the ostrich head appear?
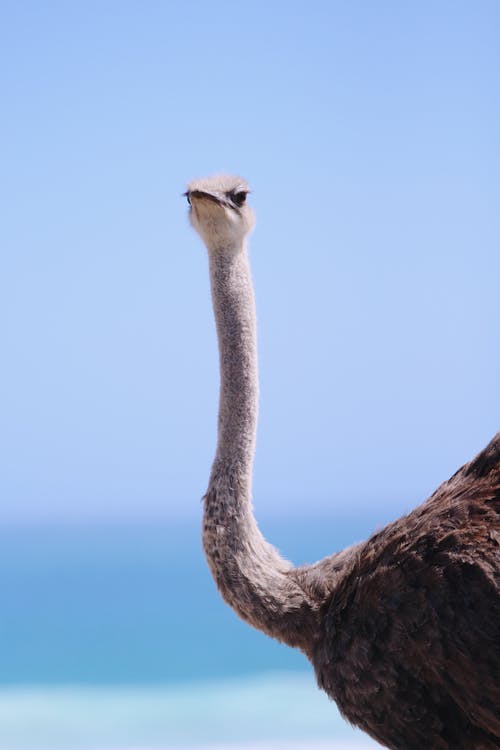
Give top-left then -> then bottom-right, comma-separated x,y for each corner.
186,175 -> 255,251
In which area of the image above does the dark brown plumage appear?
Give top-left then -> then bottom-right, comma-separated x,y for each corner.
311,434 -> 500,749
188,175 -> 500,750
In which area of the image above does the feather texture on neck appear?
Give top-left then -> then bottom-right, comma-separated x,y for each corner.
203,243 -> 319,652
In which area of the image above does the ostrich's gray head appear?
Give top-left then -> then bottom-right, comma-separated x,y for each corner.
186,175 -> 255,251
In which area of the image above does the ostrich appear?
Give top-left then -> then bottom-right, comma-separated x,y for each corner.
186,174 -> 500,750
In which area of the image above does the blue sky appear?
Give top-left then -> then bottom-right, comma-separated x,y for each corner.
1,1 -> 499,523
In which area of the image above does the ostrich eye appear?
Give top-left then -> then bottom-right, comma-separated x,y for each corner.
185,192 -> 191,206
231,191 -> 247,207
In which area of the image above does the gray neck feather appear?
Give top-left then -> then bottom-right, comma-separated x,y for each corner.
208,245 -> 258,492
203,241 -> 319,652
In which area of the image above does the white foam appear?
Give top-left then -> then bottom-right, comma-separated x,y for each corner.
0,673 -> 381,749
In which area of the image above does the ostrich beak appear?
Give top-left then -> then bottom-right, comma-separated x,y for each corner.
187,189 -> 226,207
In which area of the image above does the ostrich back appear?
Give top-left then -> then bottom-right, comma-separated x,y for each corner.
313,434 -> 500,750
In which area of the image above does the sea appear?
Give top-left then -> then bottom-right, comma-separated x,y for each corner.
0,515 -> 385,749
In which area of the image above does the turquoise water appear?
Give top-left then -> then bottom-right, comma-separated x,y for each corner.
0,516 -> 385,748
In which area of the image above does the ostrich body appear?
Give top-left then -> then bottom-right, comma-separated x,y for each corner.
187,174 -> 500,750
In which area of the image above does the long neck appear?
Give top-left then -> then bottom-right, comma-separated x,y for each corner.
208,245 -> 258,494
203,241 -> 318,653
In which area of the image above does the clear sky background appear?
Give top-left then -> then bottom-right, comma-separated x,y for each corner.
1,1 -> 499,524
